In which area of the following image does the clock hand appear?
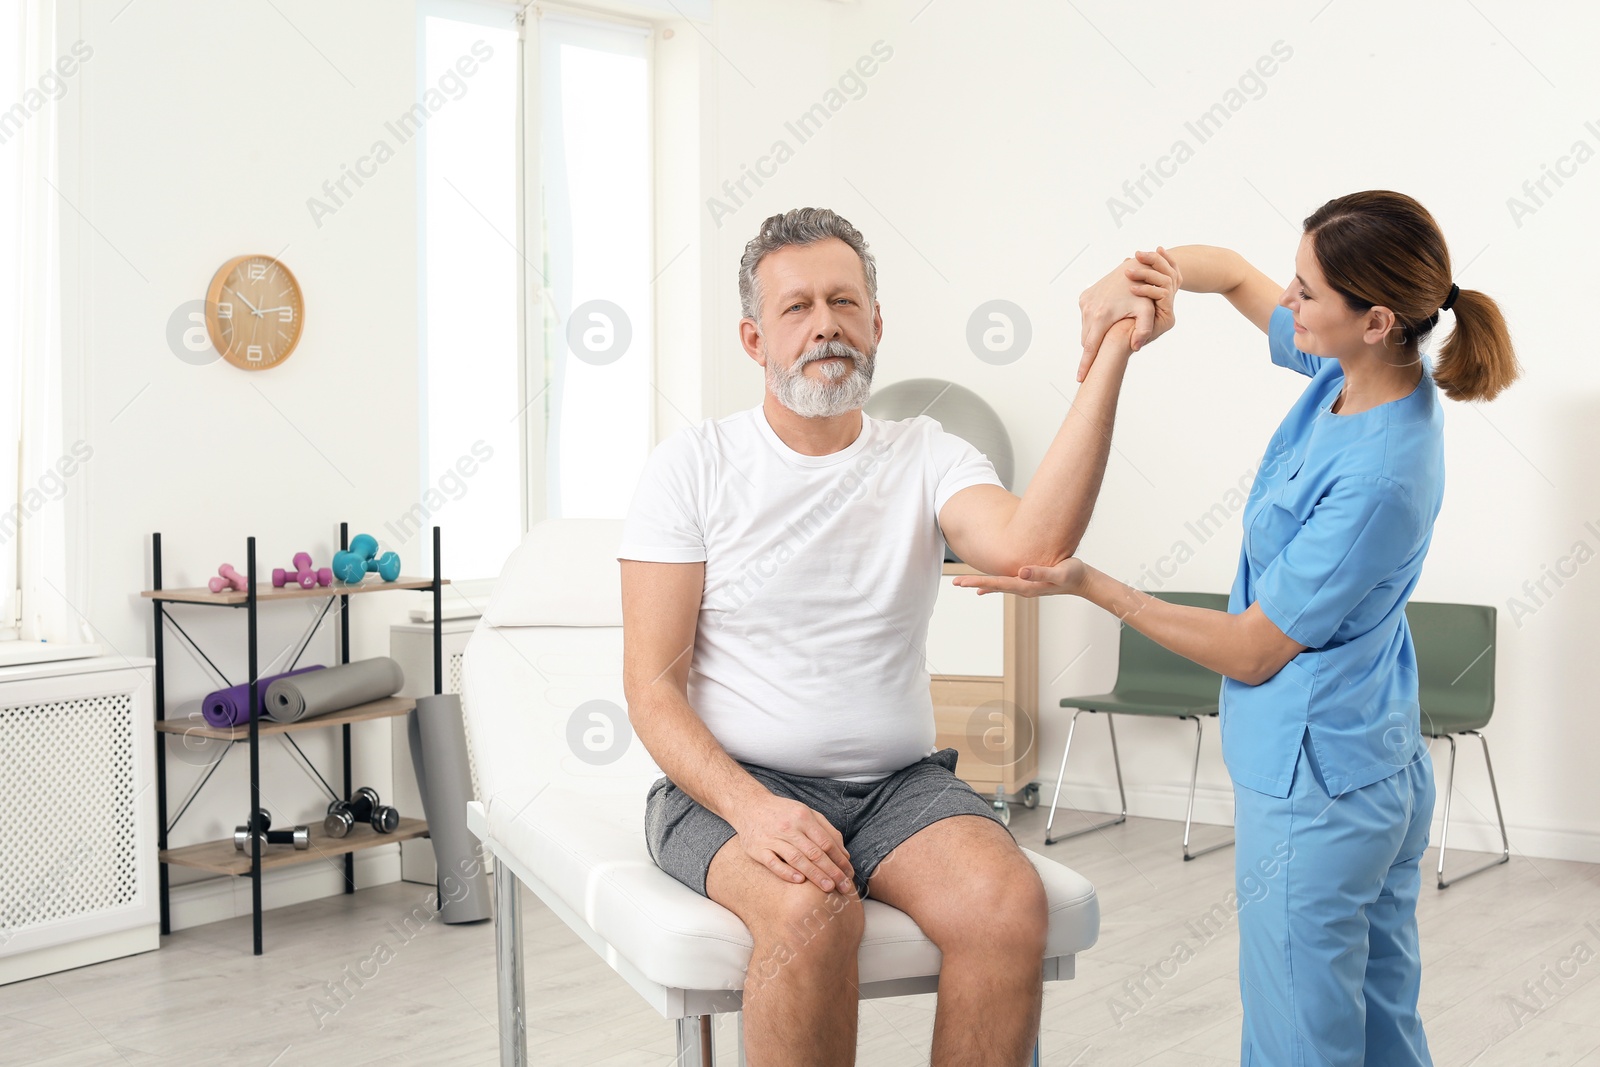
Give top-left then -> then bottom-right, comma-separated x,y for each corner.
231,289 -> 263,317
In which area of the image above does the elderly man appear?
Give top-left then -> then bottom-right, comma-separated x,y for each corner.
618,207 -> 1171,1066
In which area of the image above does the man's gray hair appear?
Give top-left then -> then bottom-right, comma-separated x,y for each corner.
738,207 -> 878,323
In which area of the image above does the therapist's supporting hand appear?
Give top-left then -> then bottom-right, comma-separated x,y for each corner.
1078,247 -> 1182,381
951,558 -> 1089,598
733,793 -> 857,895
959,559 -> 1307,685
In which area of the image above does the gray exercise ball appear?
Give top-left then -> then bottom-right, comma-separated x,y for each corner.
866,378 -> 1014,565
866,378 -> 1015,491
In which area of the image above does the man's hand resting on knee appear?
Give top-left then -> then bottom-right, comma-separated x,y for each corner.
734,793 -> 856,895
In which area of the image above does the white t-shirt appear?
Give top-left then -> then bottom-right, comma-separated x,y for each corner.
620,404 -> 1004,780
617,404 -> 1004,782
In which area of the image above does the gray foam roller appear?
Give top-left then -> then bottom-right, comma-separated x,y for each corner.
263,657 -> 405,723
409,692 -> 491,924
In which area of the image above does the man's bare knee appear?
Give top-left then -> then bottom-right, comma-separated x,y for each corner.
997,863 -> 1049,957
738,879 -> 864,1001
765,881 -> 864,948
953,859 -> 1047,960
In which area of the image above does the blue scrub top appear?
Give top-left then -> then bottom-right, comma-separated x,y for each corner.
1222,304 -> 1445,799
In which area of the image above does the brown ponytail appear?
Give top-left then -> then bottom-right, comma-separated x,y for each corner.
1303,190 -> 1520,402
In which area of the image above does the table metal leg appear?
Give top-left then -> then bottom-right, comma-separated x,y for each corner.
495,866 -> 527,1066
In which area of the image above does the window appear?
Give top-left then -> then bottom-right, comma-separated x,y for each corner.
537,11 -> 653,520
0,0 -> 21,642
0,0 -> 90,665
417,3 -> 655,586
417,2 -> 522,583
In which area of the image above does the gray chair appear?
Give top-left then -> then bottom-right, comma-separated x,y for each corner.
1407,600 -> 1510,889
1046,592 -> 1232,860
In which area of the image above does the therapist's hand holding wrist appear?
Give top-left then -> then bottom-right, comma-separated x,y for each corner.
1077,246 -> 1181,381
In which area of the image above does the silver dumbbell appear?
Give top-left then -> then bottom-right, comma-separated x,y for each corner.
233,808 -> 310,851
324,786 -> 400,838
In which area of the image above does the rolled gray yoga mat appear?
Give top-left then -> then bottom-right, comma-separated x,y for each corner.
263,657 -> 405,723
409,692 -> 491,924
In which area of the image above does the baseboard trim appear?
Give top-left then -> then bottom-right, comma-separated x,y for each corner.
1031,780 -> 1237,831
166,846 -> 403,933
1031,781 -> 1600,865
0,924 -> 159,985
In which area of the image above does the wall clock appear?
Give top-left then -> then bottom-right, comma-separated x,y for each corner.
204,254 -> 305,370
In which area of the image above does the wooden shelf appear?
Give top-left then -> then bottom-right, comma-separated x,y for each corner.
141,576 -> 447,606
155,695 -> 415,741
932,561 -> 1038,796
160,817 -> 429,876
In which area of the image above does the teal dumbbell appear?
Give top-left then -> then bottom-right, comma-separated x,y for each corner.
331,533 -> 401,583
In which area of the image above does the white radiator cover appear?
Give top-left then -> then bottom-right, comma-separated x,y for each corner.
0,657 -> 159,984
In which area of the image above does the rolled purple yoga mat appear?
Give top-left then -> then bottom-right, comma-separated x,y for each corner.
202,665 -> 326,728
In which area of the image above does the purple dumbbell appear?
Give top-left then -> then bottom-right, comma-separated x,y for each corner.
208,563 -> 248,593
272,552 -> 333,589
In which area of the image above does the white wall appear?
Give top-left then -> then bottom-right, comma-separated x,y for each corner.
62,0 -> 1600,935
66,0 -> 447,921
62,0 -> 727,926
694,1 -> 1600,861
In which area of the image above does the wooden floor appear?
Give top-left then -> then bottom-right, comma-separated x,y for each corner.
5,805 -> 1600,1066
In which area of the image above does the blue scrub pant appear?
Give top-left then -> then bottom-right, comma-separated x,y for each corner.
1233,735 -> 1436,1066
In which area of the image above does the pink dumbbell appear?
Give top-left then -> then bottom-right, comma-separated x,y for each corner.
272,552 -> 333,589
208,563 -> 248,593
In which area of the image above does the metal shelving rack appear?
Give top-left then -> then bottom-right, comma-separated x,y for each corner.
143,522 -> 447,955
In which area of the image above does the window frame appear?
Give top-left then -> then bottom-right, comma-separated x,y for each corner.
419,0 -> 662,601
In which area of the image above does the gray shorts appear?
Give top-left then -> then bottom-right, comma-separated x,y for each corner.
644,747 -> 1010,899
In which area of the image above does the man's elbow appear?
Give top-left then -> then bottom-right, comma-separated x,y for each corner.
622,676 -> 659,724
969,530 -> 1084,579
972,548 -> 1026,578
964,545 -> 1043,580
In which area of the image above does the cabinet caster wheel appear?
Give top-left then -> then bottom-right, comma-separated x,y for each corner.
993,787 -> 1012,827
1022,783 -> 1040,809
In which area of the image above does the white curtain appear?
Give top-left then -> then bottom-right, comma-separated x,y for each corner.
0,0 -> 20,641
538,10 -> 653,521
8,0 -> 83,649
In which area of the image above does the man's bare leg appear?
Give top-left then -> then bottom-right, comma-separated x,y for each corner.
867,815 -> 1048,1067
706,836 -> 866,1066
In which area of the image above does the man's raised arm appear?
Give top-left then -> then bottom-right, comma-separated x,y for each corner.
939,250 -> 1177,577
939,316 -> 1139,577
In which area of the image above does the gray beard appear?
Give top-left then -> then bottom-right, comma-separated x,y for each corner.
767,338 -> 875,419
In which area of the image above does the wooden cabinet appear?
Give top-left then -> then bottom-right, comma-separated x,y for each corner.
930,563 -> 1039,813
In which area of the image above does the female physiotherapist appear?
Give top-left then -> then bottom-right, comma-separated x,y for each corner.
957,190 -> 1519,1065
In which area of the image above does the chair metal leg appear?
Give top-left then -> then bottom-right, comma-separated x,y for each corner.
1032,1031 -> 1041,1066
494,866 -> 527,1067
675,1015 -> 715,1066
736,1011 -> 747,1067
1477,731 -> 1513,859
1044,710 -> 1126,846
1434,734 -> 1457,887
1182,716 -> 1233,861
1435,731 -> 1511,889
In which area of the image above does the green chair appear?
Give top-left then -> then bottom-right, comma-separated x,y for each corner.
1046,591 -> 1232,860
1407,600 -> 1510,889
